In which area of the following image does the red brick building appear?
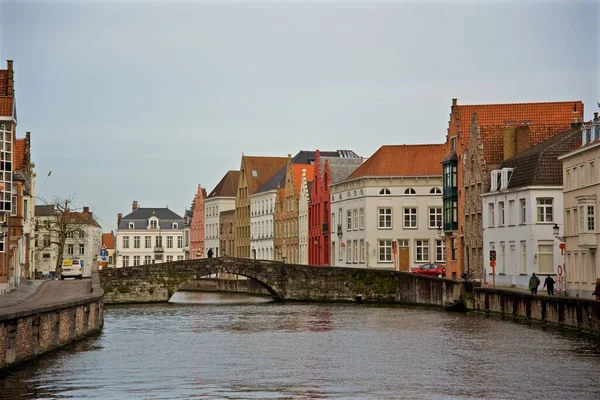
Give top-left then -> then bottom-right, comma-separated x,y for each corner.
441,98 -> 584,281
189,184 -> 207,259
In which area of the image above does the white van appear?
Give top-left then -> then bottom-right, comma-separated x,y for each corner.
61,259 -> 83,279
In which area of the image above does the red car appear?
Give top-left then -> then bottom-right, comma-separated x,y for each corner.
411,263 -> 446,278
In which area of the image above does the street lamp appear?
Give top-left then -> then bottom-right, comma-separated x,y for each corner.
552,223 -> 567,296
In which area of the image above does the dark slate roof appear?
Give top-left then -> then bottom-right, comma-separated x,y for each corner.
502,128 -> 581,189
119,207 -> 185,229
307,181 -> 314,201
292,150 -> 360,164
442,151 -> 458,163
208,170 -> 240,198
35,204 -> 57,216
321,157 -> 364,183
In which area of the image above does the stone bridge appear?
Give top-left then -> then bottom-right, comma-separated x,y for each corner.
100,257 -> 465,306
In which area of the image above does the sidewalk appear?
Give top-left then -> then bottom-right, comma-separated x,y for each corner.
0,279 -> 47,309
483,284 -> 597,301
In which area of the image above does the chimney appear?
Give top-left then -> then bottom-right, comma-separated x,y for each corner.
25,132 -> 31,165
6,60 -> 14,96
452,98 -> 457,107
117,213 -> 122,226
516,125 -> 531,154
503,126 -> 517,161
571,117 -> 583,129
83,206 -> 90,214
594,112 -> 599,121
132,200 -> 138,211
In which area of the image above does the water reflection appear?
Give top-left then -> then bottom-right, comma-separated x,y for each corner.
1,293 -> 600,399
169,290 -> 273,305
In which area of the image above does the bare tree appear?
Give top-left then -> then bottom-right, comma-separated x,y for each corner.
36,196 -> 97,274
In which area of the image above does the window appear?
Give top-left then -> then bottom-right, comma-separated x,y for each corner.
331,213 -> 335,233
77,230 -> 84,239
177,255 -> 184,261
450,137 -> 457,151
566,169 -> 571,190
352,209 -> 358,230
167,236 -> 173,248
172,222 -> 178,229
79,244 -> 85,255
347,210 -> 352,231
353,239 -> 358,263
145,236 -> 151,248
508,200 -> 515,225
573,166 -> 578,189
378,208 -> 392,229
133,255 -> 140,266
519,199 -> 526,224
123,236 -> 130,249
156,236 -> 162,247
538,242 -> 554,273
67,231 -> 74,239
498,201 -> 505,226
134,236 -> 140,248
379,188 -> 391,195
574,207 -> 579,234
436,240 -> 445,262
67,244 -> 74,255
404,208 -> 417,228
430,187 -> 442,194
429,208 -> 442,228
590,161 -> 595,184
404,188 -> 416,195
43,235 -> 50,247
177,236 -> 183,248
144,255 -> 152,264
379,240 -> 392,262
359,208 -> 364,230
500,242 -> 506,274
150,220 -> 158,229
338,241 -> 343,260
520,241 -> 527,274
338,209 -> 342,231
580,205 -> 595,232
360,239 -> 365,263
166,255 -> 174,262
122,256 -> 129,268
588,206 -> 595,231
346,240 -> 351,264
415,240 -> 429,262
128,222 -> 134,229
536,198 -> 553,222
488,203 -> 495,227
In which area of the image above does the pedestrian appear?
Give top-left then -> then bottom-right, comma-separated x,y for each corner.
543,275 -> 555,296
207,248 -> 214,258
529,273 -> 540,295
593,278 -> 600,301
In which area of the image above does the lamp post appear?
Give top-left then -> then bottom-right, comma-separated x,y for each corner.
1,221 -> 9,286
552,223 -> 567,296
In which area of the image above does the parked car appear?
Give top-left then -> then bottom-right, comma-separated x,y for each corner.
411,263 -> 446,278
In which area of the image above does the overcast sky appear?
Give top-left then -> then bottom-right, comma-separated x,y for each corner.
0,0 -> 598,230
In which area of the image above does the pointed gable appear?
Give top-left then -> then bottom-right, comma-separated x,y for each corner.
291,164 -> 315,195
208,170 -> 240,198
241,155 -> 288,196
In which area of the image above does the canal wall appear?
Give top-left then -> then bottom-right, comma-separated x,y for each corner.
179,278 -> 270,296
472,287 -> 600,334
0,271 -> 104,374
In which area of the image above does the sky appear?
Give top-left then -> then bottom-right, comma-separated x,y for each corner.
0,0 -> 598,230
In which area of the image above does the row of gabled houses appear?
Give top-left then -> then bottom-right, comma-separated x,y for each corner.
112,97 -> 600,296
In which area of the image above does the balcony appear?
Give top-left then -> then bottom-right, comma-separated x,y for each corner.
154,246 -> 164,253
322,222 -> 329,236
578,233 -> 597,248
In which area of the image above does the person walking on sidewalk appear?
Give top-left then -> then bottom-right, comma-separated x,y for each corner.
593,278 -> 600,301
543,275 -> 555,296
529,273 -> 541,295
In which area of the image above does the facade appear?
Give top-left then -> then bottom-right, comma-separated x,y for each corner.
331,144 -> 446,270
182,209 -> 192,259
442,98 -> 584,281
219,209 -> 235,257
115,202 -> 185,267
234,155 -> 287,258
249,175 -> 280,261
189,185 -> 207,259
309,150 -> 363,265
559,113 -> 600,296
101,232 -> 115,269
482,128 -> 581,289
298,170 -> 312,264
34,205 -> 102,277
205,170 -> 239,257
274,159 -> 314,263
0,60 -> 17,293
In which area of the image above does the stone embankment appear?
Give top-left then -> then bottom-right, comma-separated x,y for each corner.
179,278 -> 270,296
0,268 -> 104,374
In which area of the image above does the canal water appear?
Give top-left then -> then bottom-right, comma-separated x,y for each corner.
1,291 -> 600,399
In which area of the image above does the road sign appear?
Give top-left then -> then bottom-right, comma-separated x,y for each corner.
557,264 -> 563,276
98,255 -> 109,263
490,260 -> 496,268
557,276 -> 563,283
100,249 -> 108,257
490,250 -> 496,262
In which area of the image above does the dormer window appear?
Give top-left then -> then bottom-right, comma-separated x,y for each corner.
379,188 -> 391,195
404,188 -> 416,195
500,168 -> 514,191
251,170 -> 258,177
172,223 -> 178,229
150,219 -> 158,229
491,170 -> 501,191
128,222 -> 134,229
430,187 -> 442,194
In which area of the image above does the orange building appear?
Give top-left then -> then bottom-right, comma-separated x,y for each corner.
441,98 -> 584,281
189,184 -> 207,259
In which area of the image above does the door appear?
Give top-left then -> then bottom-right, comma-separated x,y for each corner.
398,243 -> 410,272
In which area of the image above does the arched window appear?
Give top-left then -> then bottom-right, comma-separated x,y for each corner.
353,190 -> 357,196
430,187 -> 442,194
359,189 -> 364,196
128,222 -> 134,229
379,188 -> 391,195
404,188 -> 416,195
347,191 -> 351,198
172,222 -> 178,229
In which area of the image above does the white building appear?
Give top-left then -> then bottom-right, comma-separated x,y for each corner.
34,205 -> 102,277
205,170 -> 238,257
115,202 -> 185,267
250,168 -> 282,260
559,114 -> 600,297
330,144 -> 446,270
298,169 -> 311,264
482,129 -> 580,290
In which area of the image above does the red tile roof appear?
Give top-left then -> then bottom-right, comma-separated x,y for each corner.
243,156 -> 289,196
348,144 -> 447,179
102,233 -> 114,249
0,71 -> 6,95
14,138 -> 25,170
291,164 -> 315,195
